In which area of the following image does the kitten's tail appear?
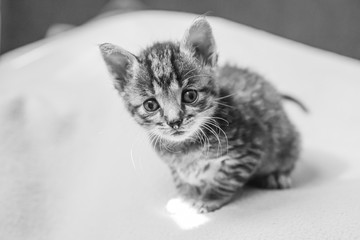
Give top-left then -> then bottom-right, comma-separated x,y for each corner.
281,94 -> 309,113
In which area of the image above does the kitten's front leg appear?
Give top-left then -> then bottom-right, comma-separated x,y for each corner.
171,176 -> 231,213
190,185 -> 235,213
171,157 -> 259,213
194,157 -> 260,213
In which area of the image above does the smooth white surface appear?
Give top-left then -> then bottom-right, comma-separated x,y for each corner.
0,11 -> 360,240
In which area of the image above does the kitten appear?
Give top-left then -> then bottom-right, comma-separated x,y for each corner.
99,18 -> 300,213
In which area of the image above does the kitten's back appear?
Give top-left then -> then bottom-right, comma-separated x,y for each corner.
217,65 -> 282,110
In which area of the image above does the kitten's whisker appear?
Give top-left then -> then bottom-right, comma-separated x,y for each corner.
206,119 -> 229,155
213,101 -> 236,109
198,128 -> 208,151
201,131 -> 208,147
194,130 -> 202,145
214,92 -> 238,101
194,130 -> 205,149
200,116 -> 229,157
149,132 -> 158,148
202,122 -> 222,157
198,126 -> 210,157
130,146 -> 137,171
130,131 -> 146,173
202,116 -> 230,126
204,122 -> 221,156
149,132 -> 155,145
153,133 -> 161,150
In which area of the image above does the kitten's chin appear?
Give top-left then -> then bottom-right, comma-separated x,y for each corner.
149,128 -> 196,144
163,130 -> 195,143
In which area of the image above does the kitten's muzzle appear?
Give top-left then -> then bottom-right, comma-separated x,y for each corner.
167,119 -> 183,130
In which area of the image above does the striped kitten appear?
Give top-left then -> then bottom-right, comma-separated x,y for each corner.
99,18 -> 300,213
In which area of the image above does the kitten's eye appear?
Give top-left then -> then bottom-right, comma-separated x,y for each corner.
182,90 -> 198,104
143,99 -> 160,112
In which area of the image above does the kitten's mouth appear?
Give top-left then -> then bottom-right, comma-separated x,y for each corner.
171,130 -> 185,136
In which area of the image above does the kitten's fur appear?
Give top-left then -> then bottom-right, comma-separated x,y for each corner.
99,18 -> 300,213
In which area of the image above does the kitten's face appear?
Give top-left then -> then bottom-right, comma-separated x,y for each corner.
124,43 -> 218,142
100,18 -> 218,143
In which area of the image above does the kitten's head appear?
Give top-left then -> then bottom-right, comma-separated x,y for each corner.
100,18 -> 219,143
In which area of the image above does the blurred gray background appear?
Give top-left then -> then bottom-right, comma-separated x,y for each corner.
1,0 -> 360,60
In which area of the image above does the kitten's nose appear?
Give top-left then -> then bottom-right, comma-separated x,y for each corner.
167,119 -> 183,130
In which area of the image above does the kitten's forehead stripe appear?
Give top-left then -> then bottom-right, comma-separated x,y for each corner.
145,57 -> 158,85
169,81 -> 180,94
149,46 -> 172,84
169,48 -> 181,85
141,42 -> 182,90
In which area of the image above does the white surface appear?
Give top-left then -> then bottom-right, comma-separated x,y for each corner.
1,11 -> 360,240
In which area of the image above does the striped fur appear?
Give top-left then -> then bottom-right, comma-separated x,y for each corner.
100,18 -> 300,213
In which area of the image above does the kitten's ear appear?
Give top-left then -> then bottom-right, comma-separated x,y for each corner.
181,17 -> 217,67
99,43 -> 138,91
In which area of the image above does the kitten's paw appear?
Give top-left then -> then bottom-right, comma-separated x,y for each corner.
191,200 -> 223,213
251,173 -> 292,189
